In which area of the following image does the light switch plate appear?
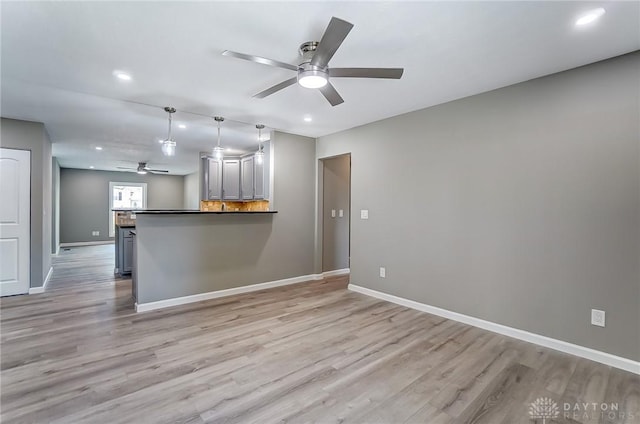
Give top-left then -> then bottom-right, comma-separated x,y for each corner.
339,209 -> 344,217
379,267 -> 386,278
591,309 -> 605,327
361,209 -> 369,220
331,209 -> 336,218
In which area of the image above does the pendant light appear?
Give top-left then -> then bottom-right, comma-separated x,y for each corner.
161,107 -> 177,157
213,116 -> 225,159
255,124 -> 265,164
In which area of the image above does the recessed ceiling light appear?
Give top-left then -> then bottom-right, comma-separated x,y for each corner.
304,116 -> 312,122
575,8 -> 606,26
89,166 -> 95,169
178,124 -> 186,129
112,70 -> 132,81
95,146 -> 103,151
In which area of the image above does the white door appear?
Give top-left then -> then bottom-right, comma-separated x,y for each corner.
0,148 -> 30,296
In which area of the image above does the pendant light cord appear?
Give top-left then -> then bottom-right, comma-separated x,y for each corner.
167,111 -> 173,141
217,120 -> 221,148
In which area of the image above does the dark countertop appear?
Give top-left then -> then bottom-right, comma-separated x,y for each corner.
116,224 -> 136,228
134,210 -> 277,215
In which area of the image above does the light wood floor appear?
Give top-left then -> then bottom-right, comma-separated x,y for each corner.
1,246 -> 638,423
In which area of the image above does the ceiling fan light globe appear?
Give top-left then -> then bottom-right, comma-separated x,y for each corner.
137,170 -> 148,175
161,139 -> 176,156
298,70 -> 328,89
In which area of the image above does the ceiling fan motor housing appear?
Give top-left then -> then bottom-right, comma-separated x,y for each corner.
298,42 -> 328,87
299,41 -> 319,61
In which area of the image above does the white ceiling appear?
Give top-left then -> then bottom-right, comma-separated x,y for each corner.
1,1 -> 638,175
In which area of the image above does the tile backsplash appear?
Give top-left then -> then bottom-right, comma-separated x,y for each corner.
115,211 -> 136,226
200,200 -> 270,212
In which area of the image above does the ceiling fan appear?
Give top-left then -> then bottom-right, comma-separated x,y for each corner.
222,17 -> 404,106
117,162 -> 169,175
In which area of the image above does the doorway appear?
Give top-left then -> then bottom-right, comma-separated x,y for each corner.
0,148 -> 31,296
321,154 -> 351,273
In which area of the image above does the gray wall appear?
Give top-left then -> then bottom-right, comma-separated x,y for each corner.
59,168 -> 185,243
316,52 -> 640,361
136,131 -> 316,303
51,157 -> 60,254
0,118 -> 52,288
183,171 -> 200,209
322,154 -> 350,272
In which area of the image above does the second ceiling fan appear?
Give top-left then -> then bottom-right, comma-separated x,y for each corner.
222,17 -> 404,106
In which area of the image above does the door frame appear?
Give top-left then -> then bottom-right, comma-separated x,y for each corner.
318,153 -> 351,273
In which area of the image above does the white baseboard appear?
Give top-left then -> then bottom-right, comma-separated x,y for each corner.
60,241 -> 114,247
320,268 -> 350,278
136,270 -> 350,313
29,266 -> 53,294
136,272 -> 331,313
348,284 -> 639,375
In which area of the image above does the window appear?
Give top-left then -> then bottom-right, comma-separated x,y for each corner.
109,182 -> 147,237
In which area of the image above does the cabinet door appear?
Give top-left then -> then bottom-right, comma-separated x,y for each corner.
207,158 -> 223,200
254,156 -> 265,200
241,156 -> 254,200
123,236 -> 133,273
222,159 -> 241,200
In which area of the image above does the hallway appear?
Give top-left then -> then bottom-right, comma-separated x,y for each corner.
48,244 -> 123,290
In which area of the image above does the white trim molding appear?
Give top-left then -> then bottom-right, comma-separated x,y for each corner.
135,271 -> 344,313
60,241 -> 115,248
320,268 -> 350,278
348,284 -> 640,375
136,270 -> 350,313
29,266 -> 53,294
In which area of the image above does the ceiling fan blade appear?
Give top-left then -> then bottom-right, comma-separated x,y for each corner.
329,67 -> 404,79
116,167 -> 136,170
222,50 -> 298,72
311,17 -> 354,68
148,169 -> 169,173
253,77 -> 298,99
319,82 -> 344,106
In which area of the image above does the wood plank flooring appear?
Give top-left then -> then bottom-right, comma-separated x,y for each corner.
1,245 -> 638,423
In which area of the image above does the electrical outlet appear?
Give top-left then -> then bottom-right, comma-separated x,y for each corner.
91,231 -> 100,236
361,209 -> 369,220
591,309 -> 605,327
379,267 -> 386,278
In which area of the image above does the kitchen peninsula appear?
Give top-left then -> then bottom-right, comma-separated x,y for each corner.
132,209 -> 281,311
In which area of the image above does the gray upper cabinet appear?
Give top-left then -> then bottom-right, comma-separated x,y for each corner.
201,150 -> 268,202
222,159 -> 241,200
202,157 -> 222,200
241,156 -> 254,200
254,156 -> 265,200
241,154 -> 266,200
